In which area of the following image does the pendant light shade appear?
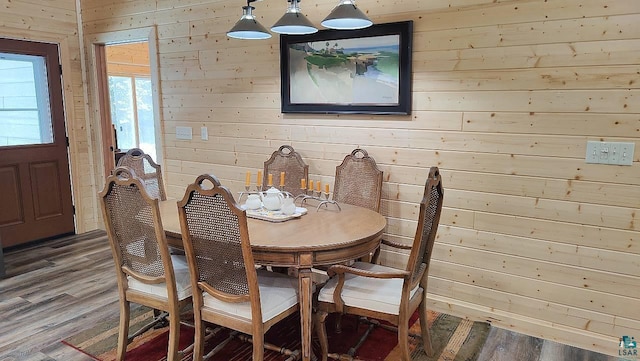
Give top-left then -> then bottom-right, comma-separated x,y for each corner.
321,0 -> 372,30
227,5 -> 272,40
227,0 -> 373,39
271,0 -> 318,35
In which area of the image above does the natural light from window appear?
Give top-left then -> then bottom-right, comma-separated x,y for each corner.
0,53 -> 53,147
108,75 -> 155,160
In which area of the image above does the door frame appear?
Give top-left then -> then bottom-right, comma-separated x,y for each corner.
85,27 -> 164,180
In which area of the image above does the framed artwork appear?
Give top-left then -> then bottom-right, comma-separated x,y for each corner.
279,21 -> 413,115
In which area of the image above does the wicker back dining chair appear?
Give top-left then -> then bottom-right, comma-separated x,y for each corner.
331,148 -> 383,265
263,145 -> 308,197
333,148 -> 383,212
117,148 -> 167,201
178,174 -> 301,361
315,166 -> 444,361
99,166 -> 192,361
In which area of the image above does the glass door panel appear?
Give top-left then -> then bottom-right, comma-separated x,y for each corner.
108,75 -> 156,160
134,78 -> 156,160
108,75 -> 136,150
0,53 -> 53,147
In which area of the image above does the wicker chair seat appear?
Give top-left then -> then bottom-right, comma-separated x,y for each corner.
318,262 -> 420,315
126,255 -> 193,301
202,269 -> 298,323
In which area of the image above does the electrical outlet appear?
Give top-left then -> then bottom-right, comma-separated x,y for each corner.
201,126 -> 208,140
175,126 -> 192,140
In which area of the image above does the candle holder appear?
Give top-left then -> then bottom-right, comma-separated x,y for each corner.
238,185 -> 263,202
297,188 -> 341,211
294,188 -> 310,203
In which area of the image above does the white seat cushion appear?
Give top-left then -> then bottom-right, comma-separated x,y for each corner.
202,269 -> 299,323
127,255 -> 192,301
318,262 -> 420,315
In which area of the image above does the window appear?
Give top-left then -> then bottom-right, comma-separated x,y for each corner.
109,75 -> 156,160
0,53 -> 53,147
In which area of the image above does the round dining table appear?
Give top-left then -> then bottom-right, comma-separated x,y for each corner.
158,199 -> 387,361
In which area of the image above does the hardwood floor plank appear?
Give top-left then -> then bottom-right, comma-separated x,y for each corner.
538,339 -> 619,361
41,342 -> 98,361
0,296 -> 29,312
0,351 -> 56,361
476,327 -> 543,361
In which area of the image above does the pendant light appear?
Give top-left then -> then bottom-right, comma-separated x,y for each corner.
271,0 -> 318,35
227,0 -> 272,40
227,0 -> 374,40
321,0 -> 372,30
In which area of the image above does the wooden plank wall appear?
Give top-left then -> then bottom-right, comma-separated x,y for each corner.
78,0 -> 640,356
0,0 -> 97,233
105,42 -> 150,75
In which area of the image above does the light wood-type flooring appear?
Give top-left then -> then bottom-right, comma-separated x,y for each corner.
0,231 -> 621,361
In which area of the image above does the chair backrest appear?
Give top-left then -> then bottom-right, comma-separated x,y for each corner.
99,166 -> 176,291
117,148 -> 167,201
332,148 -> 383,212
263,145 -> 308,197
405,167 -> 444,286
178,174 -> 260,311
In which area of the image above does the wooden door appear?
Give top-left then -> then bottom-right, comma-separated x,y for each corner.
0,38 -> 75,248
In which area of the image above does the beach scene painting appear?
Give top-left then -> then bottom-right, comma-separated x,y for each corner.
287,34 -> 401,106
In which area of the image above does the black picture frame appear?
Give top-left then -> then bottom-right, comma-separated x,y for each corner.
279,20 -> 413,115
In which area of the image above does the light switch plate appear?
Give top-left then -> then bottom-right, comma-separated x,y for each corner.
586,141 -> 635,165
175,126 -> 192,140
609,142 -> 620,164
618,142 -> 635,165
585,141 -> 600,164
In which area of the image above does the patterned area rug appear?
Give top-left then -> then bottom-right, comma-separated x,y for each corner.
62,306 -> 489,361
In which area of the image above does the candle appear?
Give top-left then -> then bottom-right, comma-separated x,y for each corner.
325,183 -> 330,194
280,171 -> 285,186
301,178 -> 306,189
257,171 -> 262,186
308,180 -> 314,191
316,180 -> 321,192
245,171 -> 251,186
268,173 -> 273,186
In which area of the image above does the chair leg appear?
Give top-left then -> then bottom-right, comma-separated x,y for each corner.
398,312 -> 411,361
166,310 -> 181,361
334,313 -> 343,333
252,333 -> 265,361
315,310 -> 329,361
116,300 -> 130,361
193,311 -> 206,361
419,303 -> 433,356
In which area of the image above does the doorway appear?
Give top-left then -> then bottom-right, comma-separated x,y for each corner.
106,42 -> 157,161
0,38 -> 75,248
97,40 -> 160,176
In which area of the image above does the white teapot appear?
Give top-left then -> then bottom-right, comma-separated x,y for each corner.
260,187 -> 284,211
245,194 -> 262,210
